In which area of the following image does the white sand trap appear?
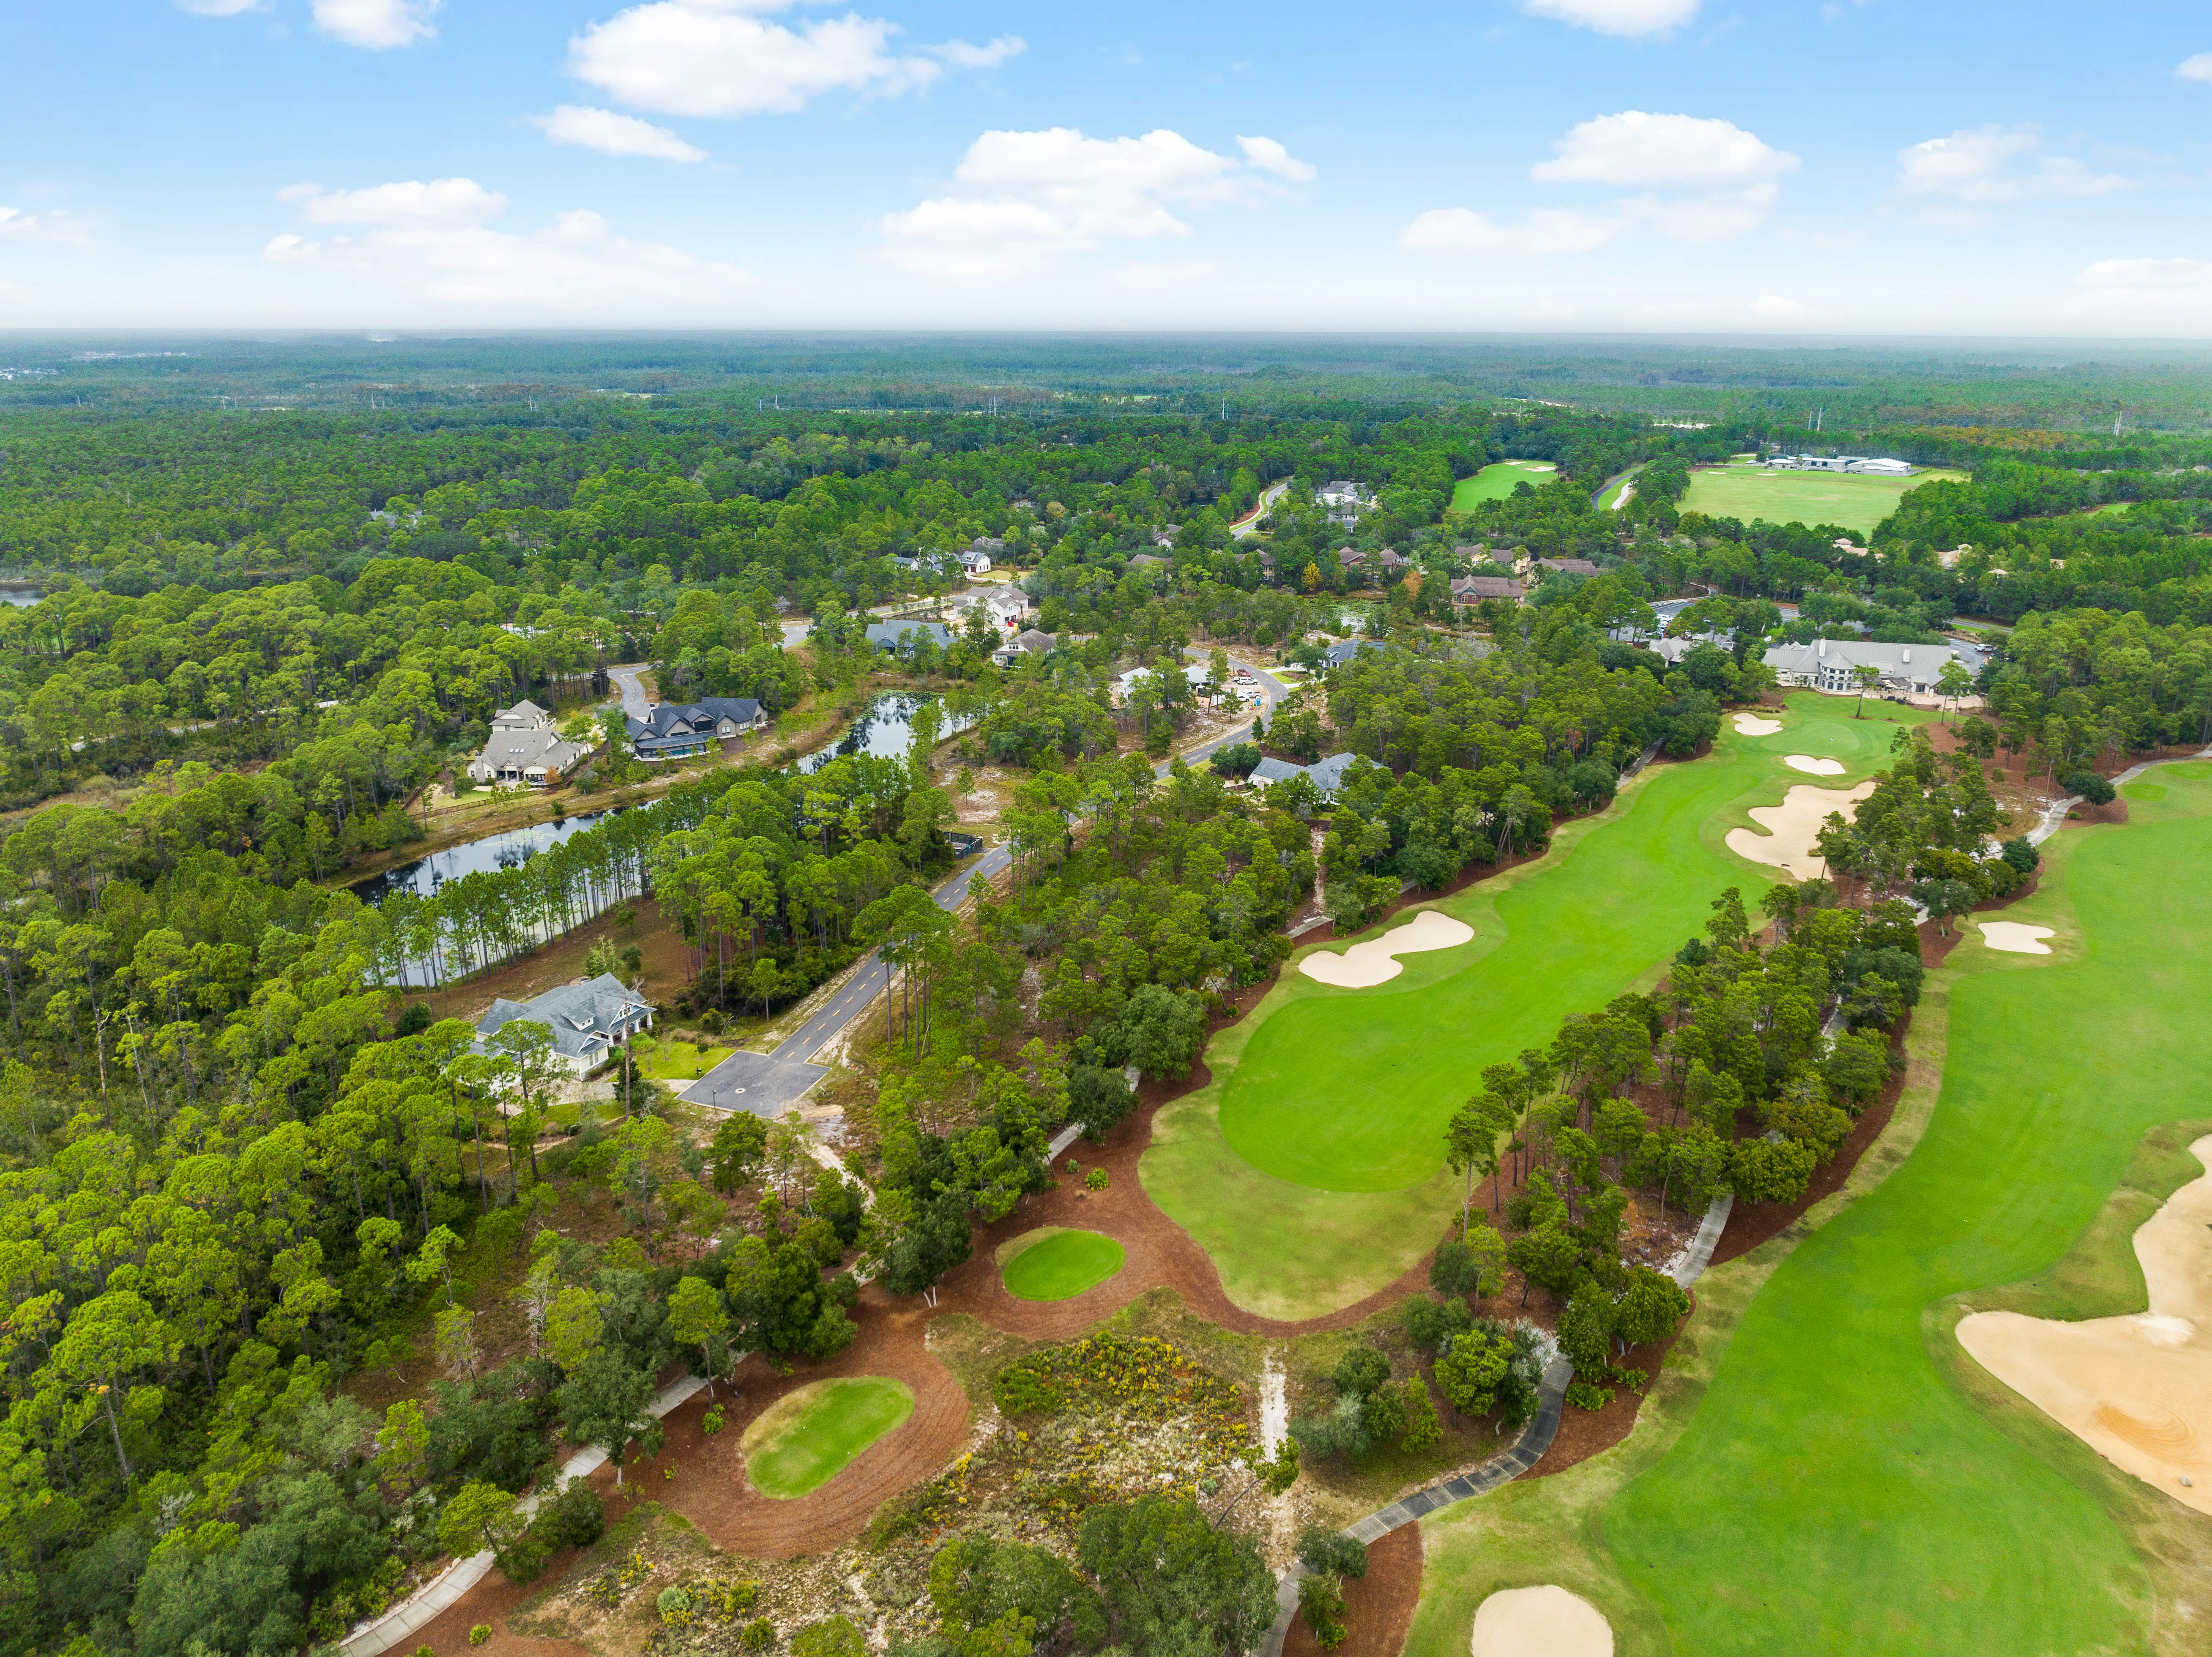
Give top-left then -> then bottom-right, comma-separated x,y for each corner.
1783,754 -> 1847,776
1299,908 -> 1473,988
1978,921 -> 2055,954
1469,1585 -> 1613,1657
1958,1137 -> 2212,1517
1733,714 -> 1783,736
1724,780 -> 1875,874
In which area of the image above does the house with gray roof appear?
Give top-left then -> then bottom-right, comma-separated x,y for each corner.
1322,638 -> 1386,669
467,699 -> 595,788
866,621 -> 955,655
1762,637 -> 1959,697
1450,575 -> 1525,603
474,972 -> 653,1076
1535,557 -> 1602,577
626,696 -> 766,762
1249,751 -> 1366,800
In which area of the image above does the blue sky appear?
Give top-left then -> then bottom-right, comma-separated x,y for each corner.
7,0 -> 2212,333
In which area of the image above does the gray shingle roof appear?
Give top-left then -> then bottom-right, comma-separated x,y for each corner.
866,621 -> 954,651
474,973 -> 651,1063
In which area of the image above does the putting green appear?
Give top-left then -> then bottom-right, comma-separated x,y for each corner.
1000,1228 -> 1127,1301
1591,762 -> 2212,1651
740,1377 -> 913,1499
1679,462 -> 1967,536
1452,461 -> 1559,510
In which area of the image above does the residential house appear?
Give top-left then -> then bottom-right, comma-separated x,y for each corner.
1317,480 -> 1370,508
958,538 -> 1003,575
948,586 -> 1031,631
865,621 -> 955,655
473,973 -> 653,1077
1116,662 -> 1213,703
1249,751 -> 1364,800
1450,575 -> 1526,604
1128,552 -> 1170,568
1761,638 -> 1959,697
626,696 -> 767,762
1322,638 -> 1385,669
467,699 -> 594,788
1151,526 -> 1180,548
1535,557 -> 1602,577
992,627 -> 1056,666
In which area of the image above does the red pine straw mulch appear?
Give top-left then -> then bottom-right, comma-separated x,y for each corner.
1280,1524 -> 1424,1657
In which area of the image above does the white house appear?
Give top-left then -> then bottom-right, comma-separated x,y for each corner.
467,700 -> 594,788
1762,638 -> 1959,697
473,973 -> 653,1076
1766,455 -> 1915,476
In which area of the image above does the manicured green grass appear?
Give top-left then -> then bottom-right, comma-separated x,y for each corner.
741,1377 -> 914,1499
1591,764 -> 2212,1653
1211,696 -> 1924,1197
1679,463 -> 1968,535
635,1038 -> 742,1082
1141,692 -> 1941,1317
1000,1229 -> 1127,1301
1452,461 -> 1559,510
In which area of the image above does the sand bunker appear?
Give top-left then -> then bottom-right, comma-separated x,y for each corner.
1469,1585 -> 1613,1657
1734,714 -> 1783,736
1979,921 -> 2055,954
1299,908 -> 1474,988
1783,754 -> 1847,776
1958,1137 -> 2212,1517
1724,781 -> 1876,874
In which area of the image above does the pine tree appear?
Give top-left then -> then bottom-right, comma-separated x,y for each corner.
1400,1373 -> 1442,1454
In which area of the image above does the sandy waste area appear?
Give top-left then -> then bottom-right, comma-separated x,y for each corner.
1958,1135 -> 2212,1517
1783,754 -> 1847,775
1299,908 -> 1474,988
1724,781 -> 1875,874
1733,714 -> 1783,736
1979,921 -> 2055,954
1469,1585 -> 1614,1657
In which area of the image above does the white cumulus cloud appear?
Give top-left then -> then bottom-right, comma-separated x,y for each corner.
878,127 -> 1314,279
313,0 -> 440,49
1237,135 -> 1317,183
531,104 -> 706,162
1897,126 -> 2129,223
263,175 -> 749,307
1520,0 -> 1699,37
1405,110 -> 1792,257
567,0 -> 1013,118
1532,110 -> 1798,189
2176,52 -> 2212,82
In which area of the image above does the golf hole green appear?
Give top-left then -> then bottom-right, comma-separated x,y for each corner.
1000,1228 -> 1126,1301
740,1377 -> 913,1499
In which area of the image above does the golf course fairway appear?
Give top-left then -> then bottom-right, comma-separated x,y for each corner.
741,1377 -> 914,1499
1407,760 -> 2212,1656
1143,694 -> 1936,1320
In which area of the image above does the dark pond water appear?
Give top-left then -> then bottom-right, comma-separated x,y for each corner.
350,808 -> 622,906
795,692 -> 976,773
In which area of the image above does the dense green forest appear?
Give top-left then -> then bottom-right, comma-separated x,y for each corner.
3,337 -> 2212,1657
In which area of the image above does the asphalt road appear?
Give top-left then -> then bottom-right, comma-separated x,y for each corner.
605,663 -> 653,719
681,649 -> 1288,1116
